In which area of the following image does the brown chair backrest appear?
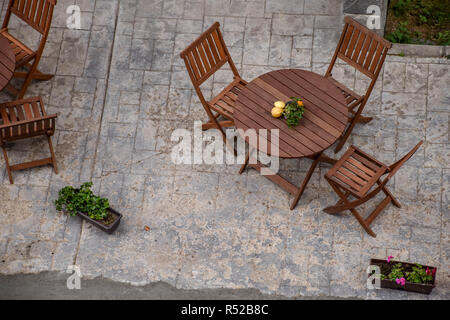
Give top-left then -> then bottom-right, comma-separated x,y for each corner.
326,16 -> 392,80
180,22 -> 240,88
0,97 -> 56,142
2,0 -> 56,35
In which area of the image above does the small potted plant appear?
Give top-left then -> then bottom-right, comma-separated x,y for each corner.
369,257 -> 437,294
55,182 -> 122,234
271,97 -> 305,128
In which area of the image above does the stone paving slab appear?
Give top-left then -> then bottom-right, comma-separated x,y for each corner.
0,0 -> 449,299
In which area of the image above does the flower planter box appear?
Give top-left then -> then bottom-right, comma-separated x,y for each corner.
370,259 -> 436,294
78,208 -> 122,234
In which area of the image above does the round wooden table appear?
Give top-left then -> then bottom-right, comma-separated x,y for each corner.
0,34 -> 15,92
234,69 -> 348,209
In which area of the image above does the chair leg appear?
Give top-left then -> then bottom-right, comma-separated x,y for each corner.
324,180 -> 377,236
325,182 -> 377,237
356,115 -> 373,123
17,71 -> 34,99
239,147 -> 251,174
47,136 -> 58,174
1,144 -> 13,184
349,207 -> 376,237
334,120 -> 356,153
377,180 -> 401,208
290,153 -> 321,210
366,195 -> 391,226
14,70 -> 54,81
335,114 -> 373,153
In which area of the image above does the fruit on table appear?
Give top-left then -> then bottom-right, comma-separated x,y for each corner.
274,101 -> 285,109
271,107 -> 284,118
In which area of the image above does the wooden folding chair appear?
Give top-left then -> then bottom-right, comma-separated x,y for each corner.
180,22 -> 247,143
326,16 -> 392,153
1,0 -> 57,99
323,141 -> 423,237
0,96 -> 58,184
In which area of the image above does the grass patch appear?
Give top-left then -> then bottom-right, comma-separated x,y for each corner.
385,0 -> 450,45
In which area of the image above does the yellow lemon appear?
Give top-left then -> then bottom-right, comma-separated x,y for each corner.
271,107 -> 284,118
274,101 -> 285,109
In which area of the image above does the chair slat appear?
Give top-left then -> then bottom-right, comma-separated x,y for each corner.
357,35 -> 372,65
369,44 -> 384,74
212,30 -> 226,60
334,171 -> 361,191
24,0 -> 32,18
342,160 -> 372,181
186,52 -> 201,81
351,32 -> 366,62
201,39 -> 215,68
31,101 -> 40,117
206,34 -> 220,63
29,0 -> 38,20
35,0 -> 45,26
23,102 -> 33,119
351,152 -> 381,172
191,47 -> 205,77
337,166 -> 366,186
19,0 -> 26,12
197,43 -> 211,73
39,1 -> 50,30
364,39 -> 378,70
346,29 -> 360,58
340,25 -> 354,54
7,106 -> 18,122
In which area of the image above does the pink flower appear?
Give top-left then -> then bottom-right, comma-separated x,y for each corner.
426,267 -> 431,275
387,256 -> 394,263
395,278 -> 406,286
432,268 -> 436,276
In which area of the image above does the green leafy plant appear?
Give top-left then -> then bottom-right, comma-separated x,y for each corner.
406,264 -> 434,284
419,14 -> 427,23
435,31 -> 450,45
387,263 -> 405,280
385,22 -> 411,43
392,0 -> 413,16
55,182 -> 110,221
283,97 -> 305,128
386,0 -> 450,45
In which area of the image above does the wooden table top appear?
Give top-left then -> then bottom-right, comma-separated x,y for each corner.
0,34 -> 15,92
234,69 -> 349,159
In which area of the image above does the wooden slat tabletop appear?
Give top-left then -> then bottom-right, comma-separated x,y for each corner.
0,34 -> 15,92
234,69 -> 348,158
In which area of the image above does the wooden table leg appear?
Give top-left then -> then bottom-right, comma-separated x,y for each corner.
290,153 -> 321,210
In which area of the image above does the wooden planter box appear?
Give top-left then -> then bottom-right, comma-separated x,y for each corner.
370,259 -> 436,294
78,208 -> 122,234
